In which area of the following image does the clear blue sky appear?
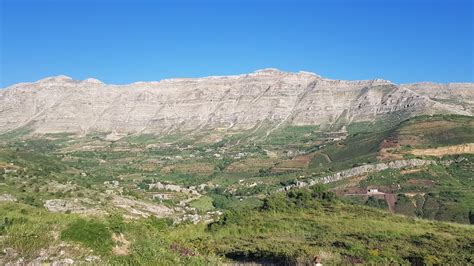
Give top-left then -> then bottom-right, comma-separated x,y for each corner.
1,0 -> 473,87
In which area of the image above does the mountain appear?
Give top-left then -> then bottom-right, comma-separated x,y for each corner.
1,69 -> 472,137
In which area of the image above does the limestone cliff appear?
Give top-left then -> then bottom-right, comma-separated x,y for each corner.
0,69 -> 471,136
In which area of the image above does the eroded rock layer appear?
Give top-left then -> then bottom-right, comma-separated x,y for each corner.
0,69 -> 472,135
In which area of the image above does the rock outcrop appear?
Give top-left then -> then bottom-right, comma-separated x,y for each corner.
0,194 -> 17,202
0,69 -> 472,136
44,198 -> 104,215
111,196 -> 173,218
279,159 -> 440,191
401,82 -> 474,112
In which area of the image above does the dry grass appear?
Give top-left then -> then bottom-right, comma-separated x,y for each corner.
170,162 -> 215,175
225,158 -> 276,173
112,233 -> 131,255
409,143 -> 474,157
277,154 -> 313,169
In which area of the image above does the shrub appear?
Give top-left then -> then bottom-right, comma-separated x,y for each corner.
262,186 -> 335,211
262,193 -> 289,211
3,221 -> 51,258
366,196 -> 388,209
144,216 -> 173,231
108,214 -> 126,234
61,219 -> 113,253
22,196 -> 42,207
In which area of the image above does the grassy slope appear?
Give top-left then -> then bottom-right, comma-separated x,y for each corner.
358,155 -> 474,223
332,115 -> 474,223
395,115 -> 474,148
0,114 -> 473,264
1,192 -> 473,265
0,202 -> 218,265
183,203 -> 473,264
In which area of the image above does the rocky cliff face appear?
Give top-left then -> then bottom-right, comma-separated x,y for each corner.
401,82 -> 474,112
0,69 -> 472,136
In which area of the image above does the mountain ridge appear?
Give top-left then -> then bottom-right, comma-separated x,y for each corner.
6,69 -> 474,89
0,69 -> 472,137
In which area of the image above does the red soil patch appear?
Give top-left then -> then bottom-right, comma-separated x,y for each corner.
380,136 -> 399,149
406,179 -> 435,187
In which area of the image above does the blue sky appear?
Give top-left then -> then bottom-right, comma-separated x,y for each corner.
1,0 -> 472,87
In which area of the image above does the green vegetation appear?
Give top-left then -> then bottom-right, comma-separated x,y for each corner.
0,114 -> 472,264
177,188 -> 473,264
358,156 -> 474,223
365,196 -> 389,209
0,202 -> 218,264
189,196 -> 215,213
0,125 -> 34,141
263,125 -> 321,145
310,130 -> 390,171
2,188 -> 472,264
396,114 -> 474,148
61,219 -> 113,254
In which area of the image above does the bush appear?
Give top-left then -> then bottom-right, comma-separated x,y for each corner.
144,216 -> 173,231
262,186 -> 335,211
262,193 -> 289,211
208,208 -> 250,229
108,214 -> 126,234
366,196 -> 388,209
310,185 -> 336,201
189,196 -> 215,213
61,219 -> 113,253
22,196 -> 42,207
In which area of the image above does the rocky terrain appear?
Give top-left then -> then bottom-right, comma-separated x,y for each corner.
1,69 -> 472,136
401,82 -> 474,112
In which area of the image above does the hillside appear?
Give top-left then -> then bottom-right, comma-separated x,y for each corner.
1,189 -> 473,265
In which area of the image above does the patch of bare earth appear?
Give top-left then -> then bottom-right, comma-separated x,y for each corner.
272,153 -> 314,172
333,186 -> 366,197
377,148 -> 404,161
405,192 -> 426,197
405,179 -> 436,188
112,233 -> 130,255
399,168 -> 423,175
341,174 -> 368,189
197,132 -> 224,144
377,136 -> 404,161
384,193 -> 396,212
409,143 -> 474,157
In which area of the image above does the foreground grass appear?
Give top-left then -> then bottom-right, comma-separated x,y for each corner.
168,191 -> 473,264
0,202 -> 220,264
1,190 -> 473,265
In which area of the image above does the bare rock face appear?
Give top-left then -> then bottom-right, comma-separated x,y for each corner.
0,69 -> 472,136
401,82 -> 474,113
